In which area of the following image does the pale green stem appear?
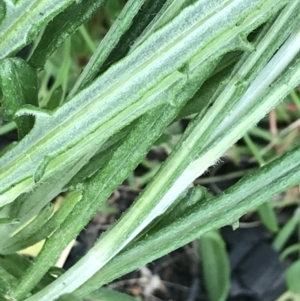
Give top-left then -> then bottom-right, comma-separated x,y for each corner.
0,122 -> 16,136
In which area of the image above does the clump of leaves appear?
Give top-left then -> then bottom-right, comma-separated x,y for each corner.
0,0 -> 300,300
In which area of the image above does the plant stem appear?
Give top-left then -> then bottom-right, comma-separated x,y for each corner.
0,122 -> 16,136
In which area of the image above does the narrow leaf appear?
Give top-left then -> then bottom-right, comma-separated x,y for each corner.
40,39 -> 71,108
0,151 -> 94,244
0,254 -> 55,293
0,217 -> 19,226
280,243 -> 300,261
28,0 -> 107,68
0,58 -> 38,139
56,294 -> 82,301
16,3 -> 298,298
69,0 -> 147,96
95,0 -> 169,77
0,0 -> 77,58
88,288 -> 140,301
74,144 -> 300,297
64,9 -> 300,297
11,43 -> 223,301
257,201 -> 279,232
199,231 -> 230,301
1,191 -> 82,254
10,203 -> 54,242
0,0 -> 286,206
0,265 -> 17,298
273,209 -> 300,251
0,0 -> 5,26
285,260 -> 300,294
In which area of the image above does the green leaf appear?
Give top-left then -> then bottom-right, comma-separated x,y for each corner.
177,63 -> 233,120
56,294 -> 82,301
286,260 -> 300,294
0,265 -> 17,294
273,209 -> 300,251
28,0 -> 107,69
11,203 -> 54,240
69,0 -> 147,96
0,0 -> 77,58
11,103 -> 190,300
0,68 -> 185,207
132,0 -> 187,48
13,3 -> 300,299
0,217 -> 19,226
67,140 -> 121,187
280,243 -> 300,261
0,58 -> 38,139
1,2 -> 300,301
0,254 -> 55,294
67,7 -> 300,297
105,0 -> 123,20
88,288 -> 140,301
0,152 -> 92,245
243,133 -> 265,165
0,0 -> 285,209
0,121 -> 16,136
257,201 -> 279,232
40,38 -> 71,108
199,231 -> 230,301
0,191 -> 81,254
134,186 -> 208,244
46,86 -> 64,110
9,34 -> 223,300
73,144 -> 300,298
0,0 -> 5,26
98,0 -> 169,74
144,186 -> 208,234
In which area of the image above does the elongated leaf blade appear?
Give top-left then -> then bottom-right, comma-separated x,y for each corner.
199,231 -> 230,301
0,0 -> 77,58
28,0 -> 107,68
69,0 -> 147,96
0,0 -> 273,206
285,260 -> 300,294
88,288 -> 139,301
74,144 -> 300,297
10,2 -> 295,300
0,58 -> 38,138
